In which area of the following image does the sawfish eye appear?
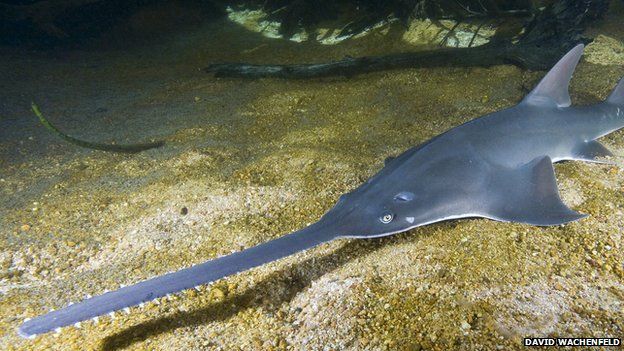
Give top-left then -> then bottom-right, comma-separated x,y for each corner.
380,211 -> 394,224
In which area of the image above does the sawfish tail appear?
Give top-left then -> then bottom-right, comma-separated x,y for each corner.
607,77 -> 624,107
18,224 -> 336,338
601,77 -> 624,136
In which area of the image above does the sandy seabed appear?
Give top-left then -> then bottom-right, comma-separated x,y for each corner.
1,3 -> 623,351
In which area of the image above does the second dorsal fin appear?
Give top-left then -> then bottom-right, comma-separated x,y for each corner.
522,44 -> 585,107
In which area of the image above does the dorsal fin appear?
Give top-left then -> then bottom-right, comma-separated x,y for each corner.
522,44 -> 585,107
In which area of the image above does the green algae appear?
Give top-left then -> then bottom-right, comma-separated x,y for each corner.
32,103 -> 165,154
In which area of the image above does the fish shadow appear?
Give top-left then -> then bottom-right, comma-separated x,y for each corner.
100,238 -> 390,350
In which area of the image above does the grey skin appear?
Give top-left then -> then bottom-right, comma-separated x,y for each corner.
19,44 -> 624,338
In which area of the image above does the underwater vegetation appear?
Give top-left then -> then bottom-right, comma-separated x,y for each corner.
31,103 -> 165,153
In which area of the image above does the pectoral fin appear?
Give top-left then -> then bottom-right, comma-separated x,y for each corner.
571,140 -> 613,163
486,156 -> 586,226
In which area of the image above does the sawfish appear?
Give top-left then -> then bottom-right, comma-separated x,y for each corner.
19,44 -> 624,338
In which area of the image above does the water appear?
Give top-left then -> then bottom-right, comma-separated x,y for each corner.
1,1 -> 623,350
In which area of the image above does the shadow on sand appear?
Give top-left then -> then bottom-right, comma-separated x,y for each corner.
100,237 -> 396,350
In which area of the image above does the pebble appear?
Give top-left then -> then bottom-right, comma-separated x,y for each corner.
0,256 -> 11,269
253,338 -> 263,349
212,288 -> 225,300
0,270 -> 11,279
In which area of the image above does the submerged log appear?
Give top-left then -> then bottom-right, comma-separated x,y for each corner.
205,43 -> 566,79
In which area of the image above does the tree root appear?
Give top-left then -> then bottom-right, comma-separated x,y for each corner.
205,43 -> 565,79
204,0 -> 608,79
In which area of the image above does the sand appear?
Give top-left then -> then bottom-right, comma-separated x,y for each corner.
1,2 -> 623,350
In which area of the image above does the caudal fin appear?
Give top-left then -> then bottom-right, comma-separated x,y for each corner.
606,78 -> 624,105
599,77 -> 624,139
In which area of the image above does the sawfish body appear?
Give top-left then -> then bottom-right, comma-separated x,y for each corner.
19,44 -> 624,338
